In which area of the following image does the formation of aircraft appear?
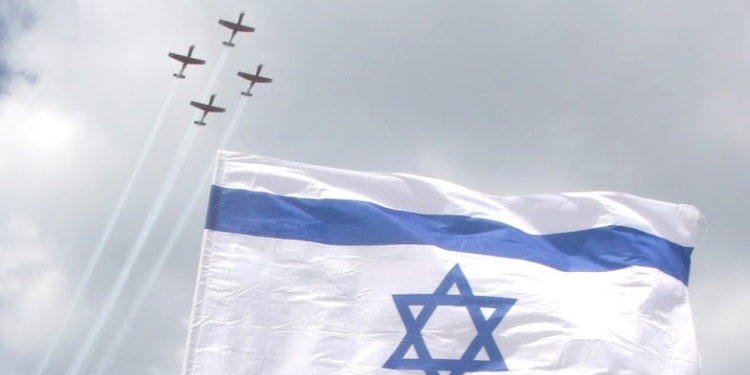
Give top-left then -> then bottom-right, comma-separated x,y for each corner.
238,64 -> 273,96
168,12 -> 272,126
168,45 -> 205,79
190,94 -> 226,126
219,12 -> 255,47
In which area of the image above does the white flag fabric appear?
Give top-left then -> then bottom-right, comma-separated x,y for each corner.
183,151 -> 703,375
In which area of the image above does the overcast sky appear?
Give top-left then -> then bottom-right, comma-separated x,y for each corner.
0,0 -> 748,374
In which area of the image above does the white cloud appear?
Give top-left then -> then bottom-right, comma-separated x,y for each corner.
0,216 -> 73,356
0,0 -> 747,373
0,83 -> 83,169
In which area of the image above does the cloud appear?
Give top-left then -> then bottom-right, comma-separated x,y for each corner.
691,258 -> 750,373
0,0 -> 747,374
0,216 -> 73,356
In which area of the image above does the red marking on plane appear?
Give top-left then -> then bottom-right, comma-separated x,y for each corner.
190,94 -> 226,126
168,45 -> 205,79
237,64 -> 273,97
219,12 -> 255,47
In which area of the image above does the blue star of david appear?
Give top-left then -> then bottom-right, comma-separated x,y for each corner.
383,264 -> 517,374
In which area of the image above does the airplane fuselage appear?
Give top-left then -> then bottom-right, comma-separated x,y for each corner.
189,94 -> 226,126
219,12 -> 255,47
168,45 -> 205,79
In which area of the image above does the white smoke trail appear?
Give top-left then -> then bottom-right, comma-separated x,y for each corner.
180,96 -> 251,375
92,165 -> 211,375
91,96 -> 250,375
33,79 -> 182,375
65,48 -> 231,375
201,48 -> 229,102
66,127 -> 197,375
218,97 -> 249,148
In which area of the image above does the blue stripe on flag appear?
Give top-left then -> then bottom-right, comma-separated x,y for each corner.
205,185 -> 692,285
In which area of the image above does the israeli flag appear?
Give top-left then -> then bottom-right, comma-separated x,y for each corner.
182,151 -> 703,375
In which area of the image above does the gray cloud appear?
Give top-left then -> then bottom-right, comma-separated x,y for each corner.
0,0 -> 747,374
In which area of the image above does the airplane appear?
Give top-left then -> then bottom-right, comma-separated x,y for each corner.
219,12 -> 255,47
168,45 -> 205,79
190,94 -> 226,126
237,64 -> 273,96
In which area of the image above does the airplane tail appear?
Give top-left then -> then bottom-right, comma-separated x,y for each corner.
173,73 -> 185,79
241,91 -> 253,97
222,41 -> 235,47
193,121 -> 206,126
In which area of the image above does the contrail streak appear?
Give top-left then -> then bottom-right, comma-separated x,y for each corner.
91,96 -> 250,375
92,165 -> 211,375
180,96 -> 250,375
33,79 -> 181,375
65,48 -> 231,375
66,127 -> 198,375
203,48 -> 229,101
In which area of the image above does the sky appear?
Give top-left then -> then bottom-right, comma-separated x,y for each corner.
0,0 -> 748,374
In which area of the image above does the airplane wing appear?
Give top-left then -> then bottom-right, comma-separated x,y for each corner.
168,53 -> 205,65
190,101 -> 226,113
238,71 -> 272,83
219,20 -> 255,32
